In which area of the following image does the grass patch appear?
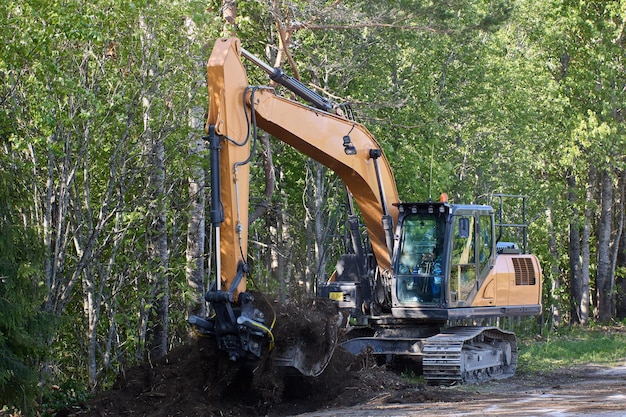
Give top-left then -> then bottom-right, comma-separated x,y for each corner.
517,325 -> 626,373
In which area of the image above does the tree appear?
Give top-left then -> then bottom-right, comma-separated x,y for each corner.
2,0 -> 216,395
552,0 -> 626,323
0,141 -> 50,414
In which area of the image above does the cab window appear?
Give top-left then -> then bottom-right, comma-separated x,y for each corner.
450,216 -> 476,303
478,214 -> 492,275
396,214 -> 444,305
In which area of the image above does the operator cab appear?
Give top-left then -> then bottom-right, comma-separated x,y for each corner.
392,202 -> 495,311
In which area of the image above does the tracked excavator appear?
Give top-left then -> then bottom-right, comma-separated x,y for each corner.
189,37 -> 542,384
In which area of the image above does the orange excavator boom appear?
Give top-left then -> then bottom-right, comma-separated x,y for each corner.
207,37 -> 400,297
191,37 -> 401,373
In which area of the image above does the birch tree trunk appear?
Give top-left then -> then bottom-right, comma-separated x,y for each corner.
580,166 -> 595,324
186,130 -> 206,318
41,131 -> 76,317
567,173 -> 582,323
597,168 -> 613,322
146,139 -> 169,360
610,171 -> 625,318
138,14 -> 169,361
313,162 -> 328,289
545,203 -> 560,328
305,168 -> 314,293
276,187 -> 288,300
185,16 -> 207,319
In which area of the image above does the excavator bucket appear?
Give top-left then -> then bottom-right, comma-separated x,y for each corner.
270,297 -> 341,377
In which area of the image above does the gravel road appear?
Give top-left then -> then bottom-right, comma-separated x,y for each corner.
294,364 -> 626,417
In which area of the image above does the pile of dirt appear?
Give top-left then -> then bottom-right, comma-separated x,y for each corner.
69,340 -> 413,416
63,296 -> 418,417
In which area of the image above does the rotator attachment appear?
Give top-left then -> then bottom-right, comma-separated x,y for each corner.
189,262 -> 272,361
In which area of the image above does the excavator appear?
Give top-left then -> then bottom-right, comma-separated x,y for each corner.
189,37 -> 542,384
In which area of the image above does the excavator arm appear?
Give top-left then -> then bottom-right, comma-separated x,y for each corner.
208,37 -> 399,296
190,37 -> 400,373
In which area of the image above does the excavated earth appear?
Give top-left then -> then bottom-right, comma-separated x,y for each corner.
60,306 -> 626,417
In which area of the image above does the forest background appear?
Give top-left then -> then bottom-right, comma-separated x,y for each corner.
1,0 -> 625,414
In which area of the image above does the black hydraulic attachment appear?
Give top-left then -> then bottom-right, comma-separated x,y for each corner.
189,262 -> 271,361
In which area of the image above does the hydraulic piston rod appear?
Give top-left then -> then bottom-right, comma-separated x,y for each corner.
240,47 -> 335,113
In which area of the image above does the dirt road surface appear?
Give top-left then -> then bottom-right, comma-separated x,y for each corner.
295,364 -> 626,417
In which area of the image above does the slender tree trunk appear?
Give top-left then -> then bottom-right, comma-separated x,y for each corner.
545,203 -> 560,328
610,170 -> 625,317
305,168 -> 314,293
581,165 -> 595,324
145,133 -> 170,360
313,161 -> 328,290
271,163 -> 286,301
184,15 -> 207,319
82,264 -> 98,389
144,130 -> 170,360
277,199 -> 288,299
186,137 -> 206,318
139,15 -> 169,360
42,131 -> 76,317
72,152 -> 98,388
567,173 -> 582,323
597,168 -> 613,322
185,106 -> 206,318
101,211 -> 126,378
617,171 -> 626,318
42,144 -> 55,313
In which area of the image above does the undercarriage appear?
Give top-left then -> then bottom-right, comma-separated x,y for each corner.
340,324 -> 517,384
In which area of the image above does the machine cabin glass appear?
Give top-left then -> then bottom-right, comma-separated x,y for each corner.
449,211 -> 493,304
395,213 -> 446,305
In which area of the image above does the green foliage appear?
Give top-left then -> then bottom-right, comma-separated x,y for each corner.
2,0 -> 220,403
39,379 -> 92,417
0,145 -> 51,413
518,326 -> 626,373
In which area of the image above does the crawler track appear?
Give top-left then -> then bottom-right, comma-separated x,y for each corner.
422,326 -> 517,384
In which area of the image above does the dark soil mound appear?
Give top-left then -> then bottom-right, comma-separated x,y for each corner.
65,296 -> 414,417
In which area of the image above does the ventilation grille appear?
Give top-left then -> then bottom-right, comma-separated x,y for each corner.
512,257 -> 536,286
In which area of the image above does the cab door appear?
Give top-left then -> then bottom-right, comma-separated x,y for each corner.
448,210 -> 493,306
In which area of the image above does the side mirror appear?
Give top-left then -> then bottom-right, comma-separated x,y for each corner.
458,217 -> 470,239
